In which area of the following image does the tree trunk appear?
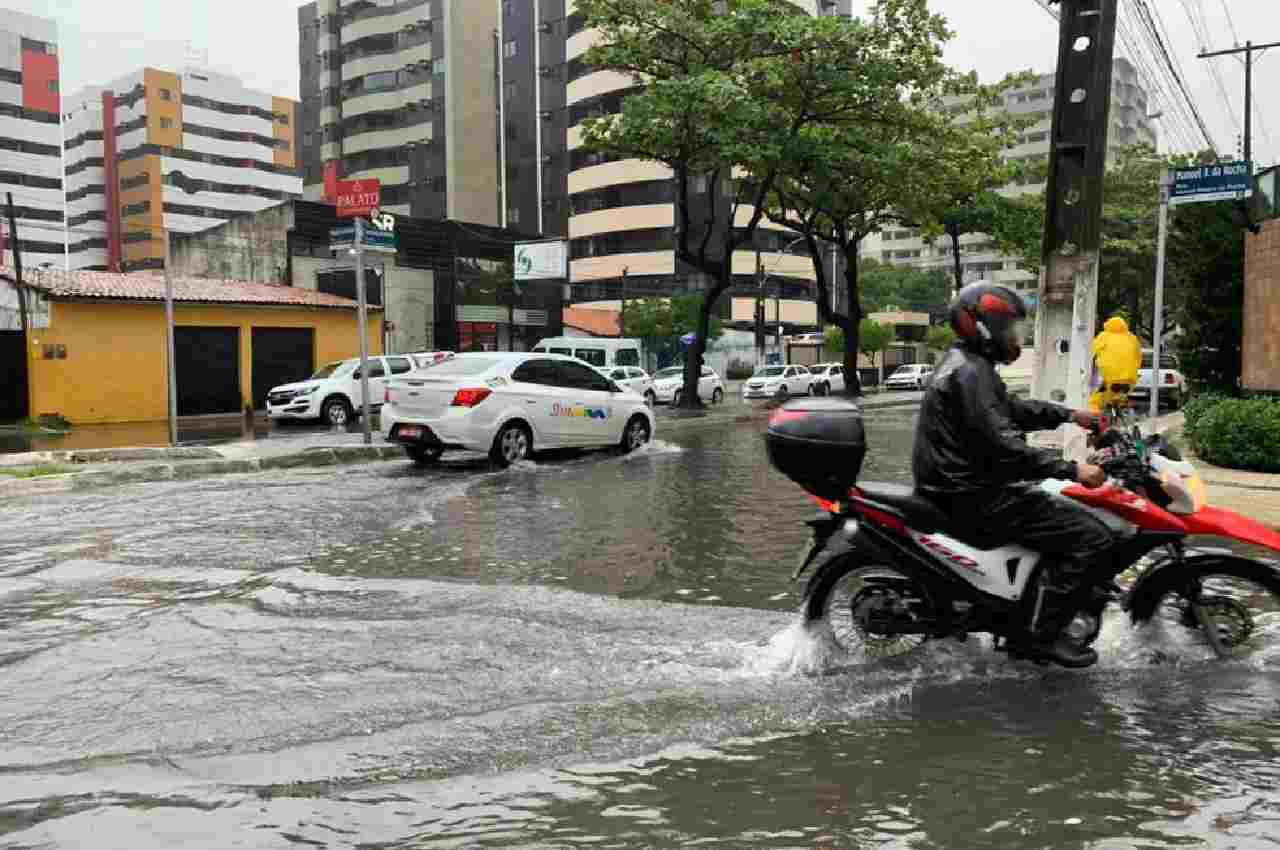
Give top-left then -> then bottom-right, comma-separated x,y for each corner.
841,247 -> 864,397
678,275 -> 728,410
949,224 -> 963,293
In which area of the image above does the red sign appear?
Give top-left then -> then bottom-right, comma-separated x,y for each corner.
335,179 -> 381,218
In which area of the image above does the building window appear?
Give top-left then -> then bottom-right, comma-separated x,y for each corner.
504,40 -> 517,59
432,57 -> 446,74
160,117 -> 174,129
503,0 -> 513,14
159,88 -> 173,101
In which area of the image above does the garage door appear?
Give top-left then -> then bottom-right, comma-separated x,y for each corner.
176,327 -> 241,415
0,331 -> 26,421
251,328 -> 314,410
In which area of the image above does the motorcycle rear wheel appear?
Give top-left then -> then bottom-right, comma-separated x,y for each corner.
805,564 -> 936,659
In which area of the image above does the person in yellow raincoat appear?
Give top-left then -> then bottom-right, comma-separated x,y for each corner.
1089,315 -> 1143,412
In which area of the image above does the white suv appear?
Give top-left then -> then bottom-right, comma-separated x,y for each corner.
266,355 -> 416,426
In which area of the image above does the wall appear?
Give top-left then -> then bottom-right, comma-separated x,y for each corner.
28,301 -> 383,423
170,202 -> 293,282
1243,218 -> 1280,392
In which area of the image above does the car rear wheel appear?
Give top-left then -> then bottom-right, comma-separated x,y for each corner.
405,444 -> 444,466
711,388 -> 724,404
776,385 -> 790,401
490,421 -> 532,468
672,389 -> 683,407
620,415 -> 651,453
644,390 -> 656,407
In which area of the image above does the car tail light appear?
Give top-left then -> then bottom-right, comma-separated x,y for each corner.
1164,373 -> 1176,385
451,388 -> 492,407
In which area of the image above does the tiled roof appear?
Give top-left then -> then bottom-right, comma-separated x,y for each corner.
21,270 -> 381,311
563,306 -> 620,337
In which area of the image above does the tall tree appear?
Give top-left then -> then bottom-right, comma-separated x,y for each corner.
859,260 -> 952,313
762,29 -> 1027,393
580,0 -> 959,405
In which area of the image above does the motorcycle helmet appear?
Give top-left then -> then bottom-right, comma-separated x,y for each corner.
948,281 -> 1028,364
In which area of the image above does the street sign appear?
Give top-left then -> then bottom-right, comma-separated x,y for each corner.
1170,161 -> 1252,206
329,224 -> 395,254
335,179 -> 381,218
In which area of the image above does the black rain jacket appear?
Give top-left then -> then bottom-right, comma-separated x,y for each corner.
913,345 -> 1078,499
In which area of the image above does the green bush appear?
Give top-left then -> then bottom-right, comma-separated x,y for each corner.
1187,397 -> 1280,472
1181,392 -> 1229,449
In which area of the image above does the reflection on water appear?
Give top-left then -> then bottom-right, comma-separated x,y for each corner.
314,409 -> 919,610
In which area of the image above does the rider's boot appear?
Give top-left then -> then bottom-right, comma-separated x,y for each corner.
1024,581 -> 1098,669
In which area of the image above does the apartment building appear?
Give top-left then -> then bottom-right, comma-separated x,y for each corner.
563,0 -> 851,308
297,0 -> 498,224
62,68 -> 301,271
861,57 -> 1158,296
0,10 -> 62,270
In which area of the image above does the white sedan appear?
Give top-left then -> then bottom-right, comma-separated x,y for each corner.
381,353 -> 656,467
599,366 -> 656,406
650,366 -> 726,405
742,365 -> 813,400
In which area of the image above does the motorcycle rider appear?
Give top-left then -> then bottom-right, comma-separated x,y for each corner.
912,282 -> 1110,668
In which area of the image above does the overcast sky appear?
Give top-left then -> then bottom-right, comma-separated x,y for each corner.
15,0 -> 1280,166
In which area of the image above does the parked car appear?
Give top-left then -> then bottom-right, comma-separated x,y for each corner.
531,336 -> 643,371
409,351 -> 455,370
883,363 -> 933,391
808,363 -> 846,396
381,352 -> 655,467
599,366 -> 656,406
1129,350 -> 1186,409
651,365 -> 726,405
266,354 -> 416,426
742,365 -> 813,400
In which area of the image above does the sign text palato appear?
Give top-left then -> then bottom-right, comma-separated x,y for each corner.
335,179 -> 381,218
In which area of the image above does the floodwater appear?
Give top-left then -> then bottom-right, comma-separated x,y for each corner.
1,410 -> 1278,849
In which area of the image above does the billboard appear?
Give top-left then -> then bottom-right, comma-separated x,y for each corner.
514,240 -> 567,281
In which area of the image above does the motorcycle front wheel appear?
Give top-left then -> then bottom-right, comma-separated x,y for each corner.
1131,558 -> 1280,660
805,563 -> 937,659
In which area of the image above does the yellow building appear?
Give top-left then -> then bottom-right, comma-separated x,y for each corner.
21,270 -> 382,424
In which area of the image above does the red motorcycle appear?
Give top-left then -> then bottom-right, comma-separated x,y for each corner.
766,398 -> 1280,663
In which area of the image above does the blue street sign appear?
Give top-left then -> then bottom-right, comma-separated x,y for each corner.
328,225 -> 395,254
1170,161 -> 1252,206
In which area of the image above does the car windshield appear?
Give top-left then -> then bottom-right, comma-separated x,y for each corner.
419,356 -> 506,377
311,362 -> 348,379
891,366 -> 916,376
655,367 -> 683,379
754,367 -> 786,377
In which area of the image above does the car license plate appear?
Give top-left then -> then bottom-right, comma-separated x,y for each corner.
397,425 -> 424,440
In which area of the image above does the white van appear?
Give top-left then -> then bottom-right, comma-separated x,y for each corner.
531,336 -> 643,370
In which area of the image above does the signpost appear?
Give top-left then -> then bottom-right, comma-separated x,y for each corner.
333,178 -> 382,445
1148,161 -> 1251,418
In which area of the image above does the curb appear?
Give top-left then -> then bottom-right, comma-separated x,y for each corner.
0,446 -> 223,468
1,444 -> 407,498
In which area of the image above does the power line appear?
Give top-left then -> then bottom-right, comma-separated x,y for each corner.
1127,0 -> 1217,151
1218,0 -> 1241,46
1117,3 -> 1202,151
1177,0 -> 1243,140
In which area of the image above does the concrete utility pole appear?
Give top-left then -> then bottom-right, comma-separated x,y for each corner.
1198,40 -> 1280,171
1031,0 -> 1118,458
162,227 -> 178,446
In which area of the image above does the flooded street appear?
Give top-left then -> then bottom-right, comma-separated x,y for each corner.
1,410 -> 1278,848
